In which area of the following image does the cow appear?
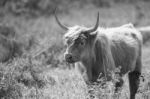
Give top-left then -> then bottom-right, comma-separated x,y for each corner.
55,11 -> 143,99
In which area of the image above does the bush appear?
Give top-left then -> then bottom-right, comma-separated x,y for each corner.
0,57 -> 47,99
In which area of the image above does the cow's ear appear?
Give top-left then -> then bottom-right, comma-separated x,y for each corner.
89,31 -> 97,39
83,31 -> 97,39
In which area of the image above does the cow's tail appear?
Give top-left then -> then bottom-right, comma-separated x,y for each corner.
137,27 -> 150,44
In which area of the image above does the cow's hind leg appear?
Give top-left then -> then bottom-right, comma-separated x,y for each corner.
128,46 -> 142,99
128,71 -> 140,99
128,58 -> 141,99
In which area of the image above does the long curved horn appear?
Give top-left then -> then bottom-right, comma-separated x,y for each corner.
87,12 -> 99,33
54,8 -> 69,30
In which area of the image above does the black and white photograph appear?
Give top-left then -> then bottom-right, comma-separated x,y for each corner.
0,0 -> 150,99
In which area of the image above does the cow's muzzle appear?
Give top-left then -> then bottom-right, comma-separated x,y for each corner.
65,53 -> 75,63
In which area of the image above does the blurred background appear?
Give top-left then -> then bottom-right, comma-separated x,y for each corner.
0,0 -> 150,99
0,0 -> 149,66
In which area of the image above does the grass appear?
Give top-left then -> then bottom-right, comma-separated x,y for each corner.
0,1 -> 150,99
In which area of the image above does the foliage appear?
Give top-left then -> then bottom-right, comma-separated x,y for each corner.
0,57 -> 47,99
0,0 -> 148,17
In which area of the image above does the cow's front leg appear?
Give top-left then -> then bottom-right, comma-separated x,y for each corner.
83,67 -> 93,84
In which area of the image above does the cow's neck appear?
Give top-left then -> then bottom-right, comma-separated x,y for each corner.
81,45 -> 104,82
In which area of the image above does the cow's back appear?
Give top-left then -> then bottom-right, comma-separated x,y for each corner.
102,25 -> 142,74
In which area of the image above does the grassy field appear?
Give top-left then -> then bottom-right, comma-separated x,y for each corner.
0,1 -> 150,99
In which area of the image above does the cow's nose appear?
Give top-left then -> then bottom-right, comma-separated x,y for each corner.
65,54 -> 73,62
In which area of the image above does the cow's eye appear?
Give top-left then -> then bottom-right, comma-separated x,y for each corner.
79,41 -> 85,46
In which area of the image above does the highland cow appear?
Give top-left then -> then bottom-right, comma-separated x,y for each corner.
55,11 -> 142,99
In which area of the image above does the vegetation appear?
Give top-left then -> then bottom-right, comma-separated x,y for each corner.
0,0 -> 150,99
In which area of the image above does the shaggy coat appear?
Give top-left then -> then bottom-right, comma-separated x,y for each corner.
63,24 -> 142,99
